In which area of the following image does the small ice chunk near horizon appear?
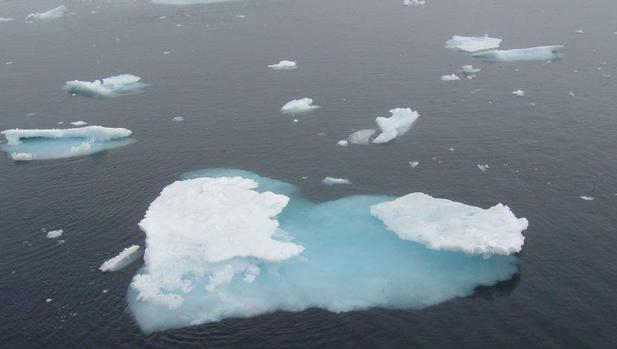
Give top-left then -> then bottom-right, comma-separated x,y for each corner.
512,90 -> 525,97
25,5 -> 68,23
441,74 -> 460,81
347,129 -> 376,145
579,196 -> 594,201
403,0 -> 426,6
281,98 -> 319,114
477,164 -> 489,172
472,45 -> 564,62
64,74 -> 147,98
10,152 -> 33,161
0,17 -> 14,22
409,161 -> 419,168
445,35 -> 502,53
268,60 -> 297,70
172,116 -> 184,122
46,229 -> 64,239
322,177 -> 352,185
576,29 -> 584,34
371,193 -> 528,256
70,121 -> 87,126
337,140 -> 349,147
373,108 -> 419,144
100,245 -> 141,272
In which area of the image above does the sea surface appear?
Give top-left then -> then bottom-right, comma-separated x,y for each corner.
1,0 -> 616,347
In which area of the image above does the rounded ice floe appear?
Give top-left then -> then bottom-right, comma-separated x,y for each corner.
10,152 -> 33,161
321,177 -> 352,185
337,140 -> 349,147
267,60 -> 297,70
370,193 -> 528,256
445,35 -> 502,53
100,245 -> 141,272
281,98 -> 319,114
373,108 -> 420,144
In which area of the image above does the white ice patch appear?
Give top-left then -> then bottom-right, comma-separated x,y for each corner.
0,17 -> 14,22
371,193 -> 528,256
322,177 -> 352,186
347,129 -> 376,145
441,74 -> 460,81
1,126 -> 134,160
579,196 -> 594,201
64,74 -> 147,98
477,164 -> 489,172
25,5 -> 68,23
172,116 -> 184,122
403,0 -> 426,6
512,90 -> 525,97
46,229 -> 64,239
100,245 -> 141,272
461,65 -> 481,74
373,108 -> 420,144
268,60 -> 297,70
473,45 -> 564,62
281,98 -> 319,114
70,121 -> 87,126
409,161 -> 419,168
337,140 -> 349,147
445,35 -> 502,53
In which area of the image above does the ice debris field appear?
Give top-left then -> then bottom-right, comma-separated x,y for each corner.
128,169 -> 527,333
64,74 -> 148,98
1,126 -> 134,161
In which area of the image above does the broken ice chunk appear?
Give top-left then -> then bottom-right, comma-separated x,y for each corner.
322,177 -> 352,185
373,108 -> 419,144
281,98 -> 319,114
477,164 -> 489,172
64,74 -> 148,98
461,65 -> 481,74
10,152 -> 33,161
267,60 -> 297,70
172,116 -> 184,122
70,121 -> 87,126
46,229 -> 64,239
445,35 -> 502,53
409,161 -> 419,168
403,0 -> 426,6
512,90 -> 525,97
441,74 -> 460,81
0,17 -> 14,22
473,45 -> 564,62
25,5 -> 68,23
100,245 -> 141,272
337,140 -> 349,147
579,196 -> 594,201
347,129 -> 376,145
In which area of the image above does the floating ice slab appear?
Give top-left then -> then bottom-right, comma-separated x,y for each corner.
322,177 -> 352,185
347,129 -> 376,145
100,245 -> 141,272
64,74 -> 148,98
441,74 -> 460,81
371,193 -> 528,256
1,126 -> 134,160
281,98 -> 319,114
403,0 -> 426,6
373,108 -> 419,144
46,229 -> 64,239
472,45 -> 564,62
0,17 -> 14,22
461,65 -> 481,74
445,35 -> 502,53
512,90 -> 525,97
70,121 -> 87,126
25,5 -> 68,23
268,60 -> 297,70
128,169 -> 522,333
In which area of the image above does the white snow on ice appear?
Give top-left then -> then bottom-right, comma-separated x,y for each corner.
281,98 -> 319,114
373,108 -> 419,144
441,74 -> 460,81
268,60 -> 297,70
322,177 -> 352,185
445,35 -> 502,53
25,5 -> 68,23
46,229 -> 64,239
64,74 -> 147,98
100,245 -> 141,272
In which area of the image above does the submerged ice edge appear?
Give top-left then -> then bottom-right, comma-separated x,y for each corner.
128,169 -> 525,333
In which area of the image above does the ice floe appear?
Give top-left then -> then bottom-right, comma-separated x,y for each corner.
172,116 -> 184,122
373,108 -> 419,144
268,60 -> 297,70
579,196 -> 594,201
441,74 -> 460,81
64,74 -> 148,98
445,35 -> 502,53
409,161 -> 419,168
322,177 -> 352,185
281,98 -> 319,114
473,45 -> 564,62
46,229 -> 64,239
25,5 -> 68,23
347,129 -> 376,145
0,17 -> 14,22
337,140 -> 349,147
403,0 -> 426,6
512,90 -> 525,97
461,65 -> 481,74
100,245 -> 141,272
70,121 -> 87,126
477,164 -> 489,172
371,193 -> 528,255
1,126 -> 134,160
128,169 -> 523,332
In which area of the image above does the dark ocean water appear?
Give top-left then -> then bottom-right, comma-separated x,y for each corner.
1,0 -> 616,347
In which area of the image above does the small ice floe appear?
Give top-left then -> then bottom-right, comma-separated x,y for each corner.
236,14 -> 246,18
371,193 -> 528,255
441,74 -> 460,81
347,129 -> 376,145
172,116 -> 184,122
322,177 -> 352,186
449,147 -> 455,151
10,153 -> 33,161
477,164 -> 489,172
512,89 -> 525,97
576,29 -> 584,34
46,229 -> 64,239
163,51 -> 171,55
64,74 -> 148,98
445,35 -> 502,53
46,298 -> 53,303
281,98 -> 319,114
579,196 -> 594,201
6,61 -> 13,65
403,0 -> 426,6
337,140 -> 349,147
267,60 -> 297,70
25,5 -> 68,23
99,245 -> 141,272
70,121 -> 87,126
409,161 -> 419,168
0,17 -> 14,22
373,108 -> 420,144
473,45 -> 564,62
568,91 -> 575,96
460,65 -> 480,79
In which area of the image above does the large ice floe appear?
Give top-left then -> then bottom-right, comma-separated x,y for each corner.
25,5 -> 68,23
1,126 -> 134,161
472,45 -> 564,62
373,108 -> 420,144
64,74 -> 148,98
445,35 -> 502,53
128,168 -> 527,333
